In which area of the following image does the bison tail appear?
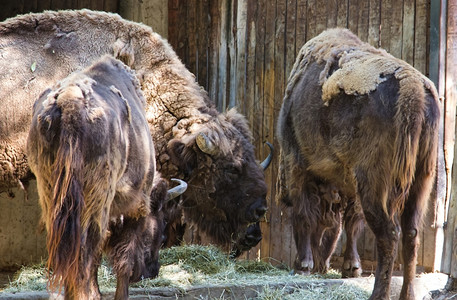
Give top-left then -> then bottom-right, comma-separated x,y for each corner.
45,92 -> 86,294
275,150 -> 291,206
390,77 -> 428,216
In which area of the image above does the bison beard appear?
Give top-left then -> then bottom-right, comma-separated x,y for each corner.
276,28 -> 439,300
26,56 -> 167,299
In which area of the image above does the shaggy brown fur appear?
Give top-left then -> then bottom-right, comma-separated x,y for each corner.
0,9 -> 269,254
26,56 -> 165,299
277,28 -> 440,300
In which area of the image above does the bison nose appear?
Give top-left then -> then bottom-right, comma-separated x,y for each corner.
254,206 -> 267,220
247,202 -> 267,222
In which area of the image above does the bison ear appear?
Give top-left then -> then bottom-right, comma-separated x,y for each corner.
168,138 -> 198,176
150,177 -> 168,213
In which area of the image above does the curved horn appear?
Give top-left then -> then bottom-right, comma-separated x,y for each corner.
167,178 -> 188,201
260,142 -> 274,170
196,132 -> 218,155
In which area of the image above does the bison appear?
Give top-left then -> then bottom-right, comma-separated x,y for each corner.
0,9 -> 271,255
276,28 -> 440,300
26,55 -> 186,299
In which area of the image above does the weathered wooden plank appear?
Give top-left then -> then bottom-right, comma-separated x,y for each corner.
92,0 -> 104,10
77,0 -> 92,9
23,0 -> 38,13
253,0 -> 267,259
243,0 -> 260,261
187,0 -> 197,79
327,0 -> 338,28
260,0 -> 276,261
167,0 -> 179,53
269,0 -> 287,265
50,0 -> 74,10
208,0 -> 221,105
431,0 -> 449,273
336,0 -> 348,28
296,0 -> 307,50
443,182 -> 456,274
104,0 -> 119,12
446,0 -> 457,277
177,0 -> 189,69
401,0 -> 415,64
119,0 -> 134,22
140,0 -> 168,38
244,0 -> 258,133
389,0 -> 403,59
306,0 -> 317,40
368,0 -> 380,47
380,0 -> 392,51
234,0 -> 247,110
36,0 -> 52,13
357,0 -> 369,42
306,0 -> 319,41
0,191 -> 13,267
21,183 -> 46,266
413,0 -> 428,75
196,0 -> 209,89
348,0 -> 359,34
286,0 -> 296,78
227,0 -> 237,109
315,0 -> 328,35
281,206 -> 295,268
281,0 -> 297,266
217,0 -> 229,111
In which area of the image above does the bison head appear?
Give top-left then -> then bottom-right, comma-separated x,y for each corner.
106,177 -> 188,283
167,108 -> 271,253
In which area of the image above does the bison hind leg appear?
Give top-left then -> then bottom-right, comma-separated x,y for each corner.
356,169 -> 400,300
399,167 -> 434,299
311,209 -> 343,274
342,198 -> 364,278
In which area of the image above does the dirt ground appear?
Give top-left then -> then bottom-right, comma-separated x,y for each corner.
0,270 -> 17,290
0,272 -> 453,299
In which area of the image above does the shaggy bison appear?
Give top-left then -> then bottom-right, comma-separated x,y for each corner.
26,56 -> 187,299
0,9 -> 271,254
276,28 -> 440,300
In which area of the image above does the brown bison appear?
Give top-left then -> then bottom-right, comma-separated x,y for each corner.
276,28 -> 440,300
0,9 -> 271,255
26,56 -> 185,299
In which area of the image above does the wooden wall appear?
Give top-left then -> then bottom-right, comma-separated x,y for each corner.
168,0 -> 439,272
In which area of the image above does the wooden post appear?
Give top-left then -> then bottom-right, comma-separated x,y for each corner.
444,0 -> 457,279
119,0 -> 168,38
429,0 -> 448,273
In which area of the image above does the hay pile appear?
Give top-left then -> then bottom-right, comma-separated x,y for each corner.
2,245 -> 371,299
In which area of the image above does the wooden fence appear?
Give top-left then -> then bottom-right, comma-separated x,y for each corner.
168,0 -> 448,272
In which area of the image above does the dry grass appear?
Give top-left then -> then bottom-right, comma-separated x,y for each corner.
3,245 -> 370,299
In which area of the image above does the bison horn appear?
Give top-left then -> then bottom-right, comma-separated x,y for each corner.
167,178 -> 188,201
260,142 -> 274,170
196,132 -> 218,155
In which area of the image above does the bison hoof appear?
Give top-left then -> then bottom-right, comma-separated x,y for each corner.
294,269 -> 311,276
294,259 -> 313,275
342,260 -> 362,278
